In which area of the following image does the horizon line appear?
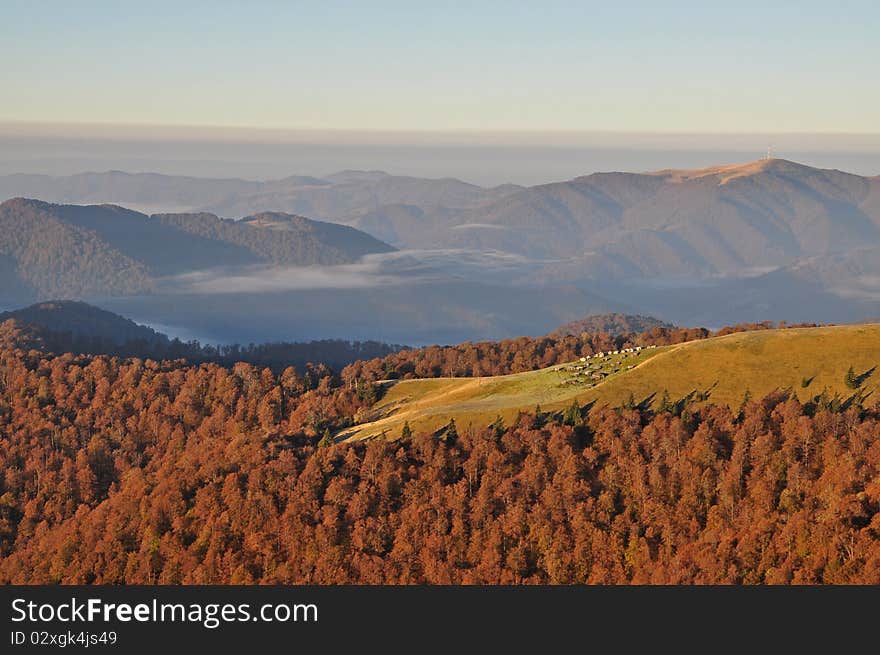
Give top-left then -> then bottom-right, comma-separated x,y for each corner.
2,157 -> 876,187
3,120 -> 880,146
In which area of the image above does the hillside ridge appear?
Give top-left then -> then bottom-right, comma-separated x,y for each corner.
337,323 -> 880,441
0,198 -> 394,301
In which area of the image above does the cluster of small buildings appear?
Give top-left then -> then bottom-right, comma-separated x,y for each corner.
578,344 -> 655,363
558,344 -> 658,387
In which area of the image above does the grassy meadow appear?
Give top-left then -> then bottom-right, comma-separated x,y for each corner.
337,324 -> 880,442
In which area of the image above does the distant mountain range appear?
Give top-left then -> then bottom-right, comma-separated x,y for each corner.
2,159 -> 879,339
0,169 -> 520,235
4,159 -> 877,281
490,159 -> 880,279
0,198 -> 394,300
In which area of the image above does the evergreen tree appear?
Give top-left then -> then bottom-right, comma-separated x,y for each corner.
491,415 -> 505,438
318,428 -> 334,447
446,418 -> 458,440
563,399 -> 581,426
532,404 -> 545,428
357,381 -> 378,404
735,389 -> 752,421
817,389 -> 842,413
401,421 -> 412,440
622,391 -> 636,410
845,366 -> 859,390
657,389 -> 673,413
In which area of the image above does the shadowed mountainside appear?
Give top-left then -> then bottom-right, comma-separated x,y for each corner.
0,300 -> 168,345
446,159 -> 880,275
4,159 -> 877,281
0,198 -> 394,299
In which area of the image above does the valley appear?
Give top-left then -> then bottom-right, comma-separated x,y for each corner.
4,163 -> 880,342
3,159 -> 880,344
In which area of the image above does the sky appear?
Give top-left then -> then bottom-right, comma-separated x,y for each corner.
3,1 -> 879,134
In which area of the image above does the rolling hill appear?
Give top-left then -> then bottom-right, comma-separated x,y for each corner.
550,312 -> 674,337
0,300 -> 169,345
0,199 -> 154,298
336,324 -> 880,441
0,198 -> 394,300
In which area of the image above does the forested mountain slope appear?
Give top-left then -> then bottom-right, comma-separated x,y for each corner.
0,198 -> 394,300
0,321 -> 877,584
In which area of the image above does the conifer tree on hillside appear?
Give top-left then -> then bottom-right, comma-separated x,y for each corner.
845,366 -> 859,390
657,389 -> 673,413
563,400 -> 581,426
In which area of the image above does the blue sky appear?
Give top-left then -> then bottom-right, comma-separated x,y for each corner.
2,1 -> 878,132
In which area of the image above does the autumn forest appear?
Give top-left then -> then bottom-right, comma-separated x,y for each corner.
1,318 -> 878,585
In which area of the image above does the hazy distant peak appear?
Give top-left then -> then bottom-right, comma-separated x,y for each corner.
568,170 -> 659,185
323,170 -> 392,184
488,183 -> 526,193
5,196 -> 136,213
90,202 -> 150,216
82,170 -> 171,181
648,158 -> 819,185
2,196 -> 50,210
84,169 -> 254,184
1,197 -> 151,219
271,175 -> 331,187
240,211 -> 314,230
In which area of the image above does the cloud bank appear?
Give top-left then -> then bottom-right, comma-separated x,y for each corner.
163,249 -> 540,295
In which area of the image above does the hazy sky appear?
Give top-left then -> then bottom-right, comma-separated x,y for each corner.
3,1 -> 878,133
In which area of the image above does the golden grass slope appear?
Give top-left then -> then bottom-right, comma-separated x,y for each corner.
650,158 -> 777,185
338,324 -> 880,442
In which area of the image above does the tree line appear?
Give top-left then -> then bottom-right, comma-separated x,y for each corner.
341,321 -> 818,382
2,318 -> 404,372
